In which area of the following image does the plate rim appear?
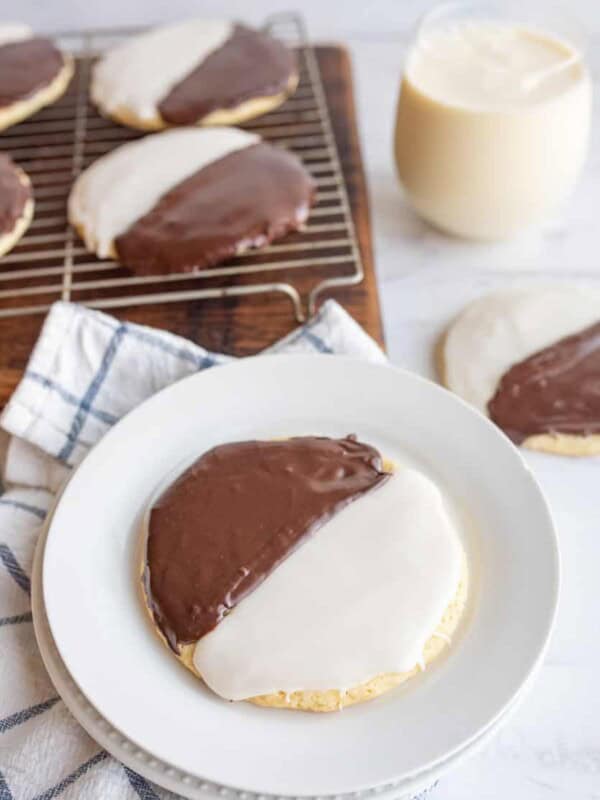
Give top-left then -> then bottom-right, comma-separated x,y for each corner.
32,503 -> 538,800
41,355 -> 561,795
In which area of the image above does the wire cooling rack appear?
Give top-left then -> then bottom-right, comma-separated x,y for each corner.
0,13 -> 364,322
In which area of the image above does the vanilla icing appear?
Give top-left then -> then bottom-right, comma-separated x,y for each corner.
193,467 -> 463,701
0,23 -> 32,47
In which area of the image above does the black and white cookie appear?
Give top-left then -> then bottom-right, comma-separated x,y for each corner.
0,24 -> 73,132
91,19 -> 298,130
68,127 -> 315,274
441,287 -> 600,455
141,437 -> 466,711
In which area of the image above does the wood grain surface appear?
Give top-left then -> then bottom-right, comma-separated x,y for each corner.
0,46 -> 383,407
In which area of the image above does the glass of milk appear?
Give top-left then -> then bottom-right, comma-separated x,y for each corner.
394,1 -> 592,239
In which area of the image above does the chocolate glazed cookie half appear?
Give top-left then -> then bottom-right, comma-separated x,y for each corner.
114,142 -> 315,273
0,154 -> 34,257
0,28 -> 73,131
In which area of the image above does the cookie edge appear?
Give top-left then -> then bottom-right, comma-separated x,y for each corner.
0,53 -> 74,132
94,72 -> 299,132
0,166 -> 34,258
68,128 -> 314,267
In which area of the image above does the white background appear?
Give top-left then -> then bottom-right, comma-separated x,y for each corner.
14,1 -> 600,798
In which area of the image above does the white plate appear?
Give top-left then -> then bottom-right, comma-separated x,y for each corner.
32,503 -> 535,800
42,355 -> 559,797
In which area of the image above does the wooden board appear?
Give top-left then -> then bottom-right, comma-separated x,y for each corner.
0,46 -> 383,406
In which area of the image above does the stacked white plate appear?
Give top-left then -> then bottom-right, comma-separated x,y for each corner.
33,356 -> 560,800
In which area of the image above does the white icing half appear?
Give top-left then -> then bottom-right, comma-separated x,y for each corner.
68,127 -> 259,257
445,287 -> 600,415
0,24 -> 32,47
91,19 -> 232,123
193,468 -> 463,701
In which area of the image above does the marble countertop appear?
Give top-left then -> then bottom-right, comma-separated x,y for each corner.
17,1 -> 600,798
361,34 -> 600,800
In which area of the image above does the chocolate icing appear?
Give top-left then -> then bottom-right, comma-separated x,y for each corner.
158,24 -> 296,125
144,436 -> 389,651
115,142 -> 315,274
0,38 -> 65,108
0,155 -> 30,235
488,320 -> 600,443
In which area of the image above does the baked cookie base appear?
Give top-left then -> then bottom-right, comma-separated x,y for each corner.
140,458 -> 469,712
0,56 -> 74,132
171,557 -> 468,712
519,432 -> 600,457
437,329 -> 600,457
0,168 -> 34,258
96,73 -> 299,132
250,559 -> 468,711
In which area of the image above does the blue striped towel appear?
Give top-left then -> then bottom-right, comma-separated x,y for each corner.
0,300 -> 432,800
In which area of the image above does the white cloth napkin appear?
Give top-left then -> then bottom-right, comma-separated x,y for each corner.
0,300 -> 442,800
